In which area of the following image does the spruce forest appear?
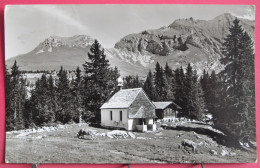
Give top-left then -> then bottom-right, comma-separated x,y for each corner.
5,18 -> 255,147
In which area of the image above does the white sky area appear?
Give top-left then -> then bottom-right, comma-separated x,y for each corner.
5,4 -> 255,60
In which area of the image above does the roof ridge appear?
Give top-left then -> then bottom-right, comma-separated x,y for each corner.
100,87 -> 143,109
127,88 -> 143,107
121,88 -> 142,90
141,89 -> 156,108
153,101 -> 173,103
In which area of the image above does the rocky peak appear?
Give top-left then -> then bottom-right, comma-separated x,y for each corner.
113,13 -> 254,75
40,35 -> 95,49
212,13 -> 234,21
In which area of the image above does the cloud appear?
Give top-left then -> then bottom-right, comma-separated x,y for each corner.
5,5 -> 90,60
34,5 -> 87,31
231,6 -> 255,20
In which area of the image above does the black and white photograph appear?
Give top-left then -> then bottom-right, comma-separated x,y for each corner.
4,4 -> 256,163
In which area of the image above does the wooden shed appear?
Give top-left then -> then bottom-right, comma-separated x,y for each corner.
152,101 -> 182,119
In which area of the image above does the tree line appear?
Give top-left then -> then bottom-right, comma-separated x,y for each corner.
5,40 -> 120,130
5,18 -> 255,147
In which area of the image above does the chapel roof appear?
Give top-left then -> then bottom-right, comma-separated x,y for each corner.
100,88 -> 143,109
153,101 -> 182,110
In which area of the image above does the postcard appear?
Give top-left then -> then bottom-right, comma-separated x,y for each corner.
4,4 -> 256,163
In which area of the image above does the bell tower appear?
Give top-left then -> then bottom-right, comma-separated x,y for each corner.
117,77 -> 123,90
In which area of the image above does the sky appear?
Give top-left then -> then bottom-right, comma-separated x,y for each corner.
4,4 -> 255,60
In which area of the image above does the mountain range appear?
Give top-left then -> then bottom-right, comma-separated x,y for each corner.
6,13 -> 255,77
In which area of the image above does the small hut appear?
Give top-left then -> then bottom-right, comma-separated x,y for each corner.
153,101 -> 182,120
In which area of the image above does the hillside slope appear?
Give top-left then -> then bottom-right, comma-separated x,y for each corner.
6,35 -> 150,77
114,13 -> 254,74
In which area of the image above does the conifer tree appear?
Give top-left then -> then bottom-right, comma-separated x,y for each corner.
83,40 -> 120,123
143,70 -> 158,101
71,67 -> 84,123
182,63 -> 193,118
23,98 -> 35,128
123,75 -> 143,89
6,61 -> 27,130
29,73 -> 56,126
154,62 -> 169,101
164,63 -> 174,79
48,74 -> 55,98
174,66 -> 186,117
206,71 -> 224,121
191,70 -> 205,120
181,64 -> 205,120
123,75 -> 134,89
218,18 -> 256,145
35,74 -> 48,125
133,75 -> 140,88
10,60 -> 20,121
200,70 -> 210,111
5,66 -> 13,130
154,62 -> 163,100
164,63 -> 176,101
47,74 -> 57,123
55,66 -> 73,124
108,66 -> 121,89
45,74 -> 56,124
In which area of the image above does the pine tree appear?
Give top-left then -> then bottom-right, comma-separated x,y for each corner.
6,61 -> 27,130
108,66 -> 121,89
191,70 -> 205,120
5,66 -> 13,130
123,75 -> 134,89
182,63 -> 193,118
55,66 -> 73,124
28,73 -> 56,126
239,31 -> 256,141
218,18 -> 256,145
10,60 -> 20,121
154,62 -> 162,100
123,75 -> 143,89
200,70 -> 210,111
164,63 -> 175,101
71,67 -> 84,123
143,70 -> 158,101
154,62 -> 168,101
183,64 -> 191,117
164,63 -> 174,79
38,74 -> 49,124
206,71 -> 224,122
23,98 -> 35,128
82,40 -> 120,123
182,64 -> 205,120
174,66 -> 186,117
34,74 -> 48,125
133,75 -> 140,88
27,79 -> 40,127
47,74 -> 57,123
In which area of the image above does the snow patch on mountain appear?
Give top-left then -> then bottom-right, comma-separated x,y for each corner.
38,35 -> 95,50
105,48 -> 154,67
35,49 -> 44,55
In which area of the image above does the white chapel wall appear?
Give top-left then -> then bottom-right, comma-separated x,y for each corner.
101,109 -> 128,129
